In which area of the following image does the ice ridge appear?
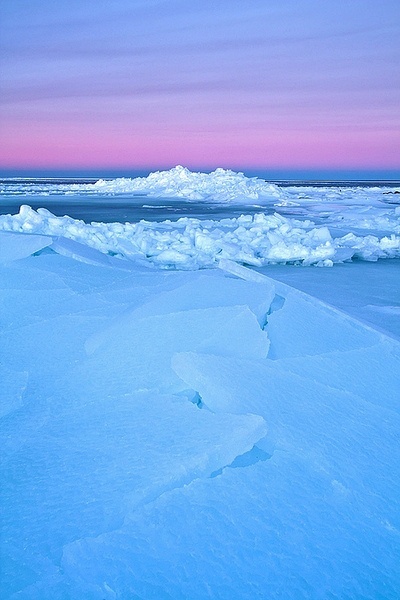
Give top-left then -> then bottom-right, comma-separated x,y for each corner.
1,206 -> 400,268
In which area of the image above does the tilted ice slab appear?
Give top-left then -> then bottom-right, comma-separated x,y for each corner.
86,270 -> 275,353
0,230 -> 52,263
78,305 -> 270,398
62,415 -> 400,600
1,205 -> 400,268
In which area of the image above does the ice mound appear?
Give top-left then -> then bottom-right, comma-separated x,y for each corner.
1,205 -> 400,269
88,165 -> 282,202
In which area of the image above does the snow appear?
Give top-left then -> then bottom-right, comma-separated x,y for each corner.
0,230 -> 52,263
90,165 -> 283,202
1,170 -> 400,599
1,168 -> 399,268
1,205 -> 400,269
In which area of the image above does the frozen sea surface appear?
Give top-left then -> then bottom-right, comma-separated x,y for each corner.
1,168 -> 400,269
1,167 -> 400,599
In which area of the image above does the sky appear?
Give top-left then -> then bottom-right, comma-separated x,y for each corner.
0,0 -> 399,175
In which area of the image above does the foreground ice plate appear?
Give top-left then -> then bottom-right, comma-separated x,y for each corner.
1,252 -> 399,599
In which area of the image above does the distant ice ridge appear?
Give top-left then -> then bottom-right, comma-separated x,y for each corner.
75,165 -> 282,202
1,167 -> 398,204
1,205 -> 400,268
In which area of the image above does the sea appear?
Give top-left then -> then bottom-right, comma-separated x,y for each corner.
1,176 -> 399,223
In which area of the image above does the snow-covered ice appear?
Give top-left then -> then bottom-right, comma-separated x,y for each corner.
1,168 -> 400,269
0,206 -> 399,269
0,231 -> 52,263
1,169 -> 400,599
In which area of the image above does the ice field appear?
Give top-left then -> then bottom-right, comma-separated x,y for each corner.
1,168 -> 400,598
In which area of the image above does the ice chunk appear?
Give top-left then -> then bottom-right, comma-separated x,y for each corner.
2,202 -> 399,270
0,231 -> 52,263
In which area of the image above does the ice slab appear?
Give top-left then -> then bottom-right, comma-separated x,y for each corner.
61,341 -> 400,598
1,391 -> 266,596
86,270 -> 274,353
80,305 -> 269,396
0,314 -> 107,387
1,245 -> 399,599
271,340 -> 400,414
266,288 -> 383,358
61,441 -> 400,600
0,366 -> 28,418
257,259 -> 400,341
0,231 -> 52,263
50,236 -> 138,269
122,270 -> 274,323
172,349 -> 400,458
217,263 -> 384,358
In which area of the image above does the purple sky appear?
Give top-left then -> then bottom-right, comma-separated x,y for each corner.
1,0 -> 399,173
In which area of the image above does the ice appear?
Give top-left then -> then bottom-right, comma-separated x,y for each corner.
86,165 -> 282,202
255,259 -> 400,340
61,441 -> 400,600
1,193 -> 400,599
61,450 -> 400,600
59,322 -> 400,598
0,366 -> 27,418
1,196 -> 399,269
0,230 -> 52,263
79,305 -> 269,397
86,269 -> 274,353
266,290 -> 383,358
270,341 -> 400,414
49,236 -> 139,269
1,390 -> 266,597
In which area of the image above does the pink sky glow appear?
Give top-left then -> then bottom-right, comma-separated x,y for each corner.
1,0 -> 399,173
